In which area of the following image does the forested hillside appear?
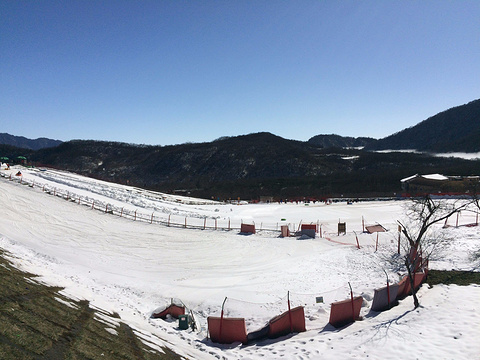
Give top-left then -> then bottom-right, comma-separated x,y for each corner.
27,133 -> 480,200
365,99 -> 480,152
2,99 -> 480,200
0,133 -> 62,150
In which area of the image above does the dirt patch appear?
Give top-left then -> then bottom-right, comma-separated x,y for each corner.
426,269 -> 480,286
0,249 -> 181,360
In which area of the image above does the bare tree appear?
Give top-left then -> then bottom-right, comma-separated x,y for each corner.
398,195 -> 468,308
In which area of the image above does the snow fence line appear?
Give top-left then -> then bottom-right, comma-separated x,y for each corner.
158,265 -> 429,346
0,171 -> 324,235
1,170 -> 433,346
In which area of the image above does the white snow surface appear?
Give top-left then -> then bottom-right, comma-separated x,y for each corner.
1,166 -> 479,359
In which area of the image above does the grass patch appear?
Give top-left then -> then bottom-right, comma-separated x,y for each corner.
0,249 -> 181,359
426,270 -> 480,286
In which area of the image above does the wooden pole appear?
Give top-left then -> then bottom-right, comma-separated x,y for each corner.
398,225 -> 401,254
384,270 -> 391,309
354,231 -> 360,249
348,282 -> 355,323
219,297 -> 227,343
287,291 -> 293,333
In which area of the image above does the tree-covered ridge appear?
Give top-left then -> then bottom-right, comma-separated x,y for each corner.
365,99 -> 480,152
0,133 -> 62,150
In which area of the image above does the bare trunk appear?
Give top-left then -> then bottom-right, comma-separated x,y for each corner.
405,257 -> 420,308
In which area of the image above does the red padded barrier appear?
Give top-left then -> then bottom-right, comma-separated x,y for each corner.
240,223 -> 256,234
397,272 -> 426,299
396,276 -> 409,299
268,306 -> 306,338
329,296 -> 363,328
371,284 -> 399,312
207,317 -> 248,345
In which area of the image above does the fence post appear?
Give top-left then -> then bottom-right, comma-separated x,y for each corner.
151,213 -> 154,224
53,188 -> 56,197
204,218 -> 206,230
92,200 -> 95,209
215,218 -> 217,230
228,218 -> 230,231
120,208 -> 123,217
168,214 -> 170,227
134,210 -> 137,221
105,204 -> 108,213
184,217 -> 187,228
354,231 -> 360,249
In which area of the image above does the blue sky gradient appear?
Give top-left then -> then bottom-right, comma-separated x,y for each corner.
2,1 -> 479,145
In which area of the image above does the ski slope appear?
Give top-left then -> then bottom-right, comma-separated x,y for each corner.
1,165 -> 479,359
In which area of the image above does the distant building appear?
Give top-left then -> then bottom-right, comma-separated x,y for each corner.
259,196 -> 274,203
401,174 -> 480,195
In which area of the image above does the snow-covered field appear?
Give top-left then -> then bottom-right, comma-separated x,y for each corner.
1,165 -> 479,359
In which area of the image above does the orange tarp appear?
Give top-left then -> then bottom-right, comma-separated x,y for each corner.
151,304 -> 185,319
365,225 -> 385,233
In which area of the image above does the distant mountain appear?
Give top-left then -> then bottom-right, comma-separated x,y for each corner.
364,99 -> 480,152
308,134 -> 375,149
0,133 -> 62,150
30,132 -> 480,200
4,99 -> 480,199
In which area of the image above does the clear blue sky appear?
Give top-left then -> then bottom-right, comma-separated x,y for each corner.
2,1 -> 479,146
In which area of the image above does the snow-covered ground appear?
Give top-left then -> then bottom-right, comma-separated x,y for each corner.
1,165 -> 479,359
